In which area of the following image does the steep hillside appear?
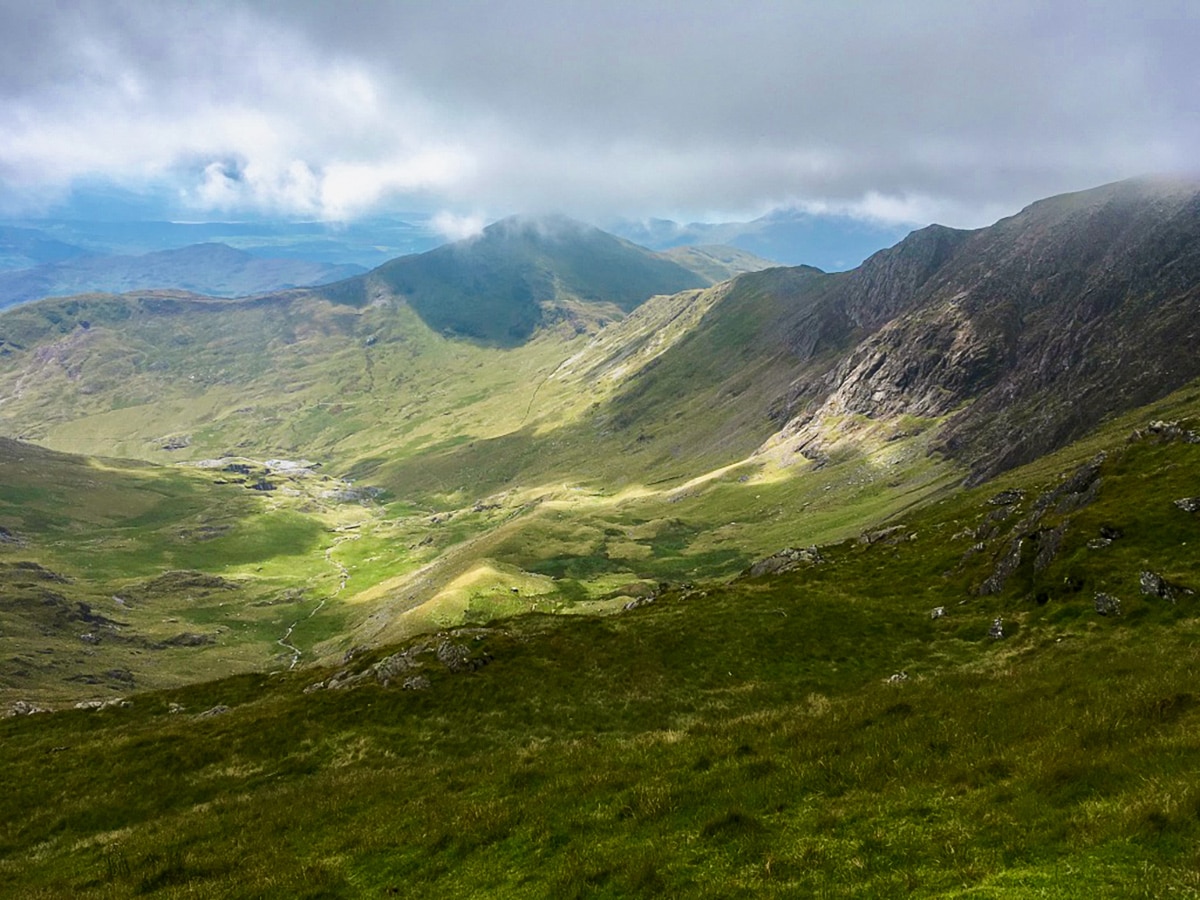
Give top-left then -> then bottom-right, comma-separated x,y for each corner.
318,215 -> 707,344
0,242 -> 364,309
5,384 -> 1200,896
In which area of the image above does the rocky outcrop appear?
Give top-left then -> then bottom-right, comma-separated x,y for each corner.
306,629 -> 495,693
744,546 -> 823,577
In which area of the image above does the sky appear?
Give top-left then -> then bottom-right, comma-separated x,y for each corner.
0,0 -> 1196,234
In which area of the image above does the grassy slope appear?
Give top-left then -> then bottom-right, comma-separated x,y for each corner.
0,439 -> 377,705
0,278 -> 966,687
3,384 -> 1200,896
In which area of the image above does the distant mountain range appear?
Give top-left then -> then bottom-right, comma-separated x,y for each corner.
0,216 -> 444,268
610,208 -> 912,270
0,242 -> 366,309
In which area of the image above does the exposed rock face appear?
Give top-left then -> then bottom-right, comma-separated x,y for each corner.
745,546 -> 823,577
757,178 -> 1200,483
979,539 -> 1023,596
307,629 -> 495,693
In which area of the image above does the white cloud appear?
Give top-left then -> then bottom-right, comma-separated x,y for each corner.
429,211 -> 487,241
0,1 -> 1196,226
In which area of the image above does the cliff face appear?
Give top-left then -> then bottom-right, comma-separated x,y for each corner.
744,177 -> 1200,481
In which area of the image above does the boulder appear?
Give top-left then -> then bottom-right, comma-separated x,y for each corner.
1094,592 -> 1122,616
930,606 -> 947,620
1174,498 -> 1200,514
1139,571 -> 1192,602
988,616 -> 1004,639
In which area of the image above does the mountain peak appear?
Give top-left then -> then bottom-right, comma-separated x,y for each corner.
323,218 -> 706,345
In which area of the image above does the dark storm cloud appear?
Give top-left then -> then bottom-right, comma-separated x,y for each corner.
0,0 -> 1195,226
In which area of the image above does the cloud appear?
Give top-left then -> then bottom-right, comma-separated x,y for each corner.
0,1 -> 1196,226
430,211 -> 487,241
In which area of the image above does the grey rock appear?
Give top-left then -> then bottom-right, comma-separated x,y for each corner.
436,641 -> 475,673
988,616 -> 1004,639
195,704 -> 230,718
1131,420 -> 1200,444
988,489 -> 1025,506
74,698 -> 130,711
1033,525 -> 1067,573
980,538 -> 1023,595
858,526 -> 906,546
886,671 -> 909,684
930,606 -> 947,620
402,675 -> 431,691
746,546 -> 823,577
8,700 -> 50,717
1094,592 -> 1122,616
1175,498 -> 1200,514
371,652 -> 419,686
1139,571 -> 1188,603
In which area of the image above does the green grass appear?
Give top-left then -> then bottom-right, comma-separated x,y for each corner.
3,393 -> 1200,895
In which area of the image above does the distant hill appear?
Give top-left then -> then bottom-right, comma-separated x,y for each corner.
0,216 -> 443,268
612,209 -> 911,271
318,215 -> 708,344
0,243 -> 365,309
0,225 -> 90,271
656,244 -> 781,283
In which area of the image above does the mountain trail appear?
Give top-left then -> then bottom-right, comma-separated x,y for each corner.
275,530 -> 358,670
